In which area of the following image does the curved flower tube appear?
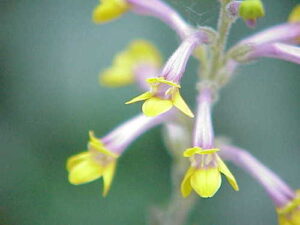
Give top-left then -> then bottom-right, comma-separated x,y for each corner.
67,112 -> 172,196
219,144 -> 300,225
181,87 -> 238,198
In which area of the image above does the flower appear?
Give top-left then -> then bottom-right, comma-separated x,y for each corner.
277,190 -> 300,225
228,6 -> 300,64
67,113 -> 171,196
92,0 -> 192,38
100,40 -> 162,88
219,144 -> 299,225
181,86 -> 238,198
181,147 -> 238,198
125,77 -> 193,117
126,31 -> 209,118
239,0 -> 265,27
67,131 -> 119,197
245,42 -> 300,65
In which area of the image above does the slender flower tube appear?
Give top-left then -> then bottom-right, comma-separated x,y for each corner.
219,145 -> 300,225
92,0 -> 192,38
246,42 -> 300,65
66,113 -> 171,196
240,22 -> 300,47
180,87 -> 239,198
227,6 -> 300,70
100,40 -> 162,89
126,31 -> 209,118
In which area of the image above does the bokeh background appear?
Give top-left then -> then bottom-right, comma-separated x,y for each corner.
1,0 -> 299,224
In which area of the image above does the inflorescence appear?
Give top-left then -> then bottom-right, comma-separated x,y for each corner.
66,1 -> 300,224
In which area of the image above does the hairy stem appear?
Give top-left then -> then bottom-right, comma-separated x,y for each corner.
161,157 -> 197,225
149,120 -> 197,225
207,0 -> 233,80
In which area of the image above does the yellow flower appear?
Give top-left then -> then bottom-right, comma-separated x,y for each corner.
277,190 -> 300,225
288,5 -> 300,23
239,0 -> 265,20
181,147 -> 239,198
100,40 -> 162,87
125,77 -> 194,117
92,0 -> 129,23
66,131 -> 119,197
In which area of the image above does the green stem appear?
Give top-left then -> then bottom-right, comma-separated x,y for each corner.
207,0 -> 233,80
161,157 -> 197,225
149,119 -> 197,225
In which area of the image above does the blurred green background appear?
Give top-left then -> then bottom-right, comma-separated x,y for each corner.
0,0 -> 299,224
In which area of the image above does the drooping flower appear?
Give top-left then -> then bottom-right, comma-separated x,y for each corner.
92,0 -> 192,38
219,144 -> 300,225
181,86 -> 238,198
277,191 -> 300,225
126,31 -> 210,118
67,113 -> 171,196
228,6 -> 300,64
100,40 -> 162,88
67,131 -> 118,197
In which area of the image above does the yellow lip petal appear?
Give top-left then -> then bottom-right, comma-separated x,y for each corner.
172,90 -> 194,118
102,161 -> 117,197
181,167 -> 196,198
217,155 -> 239,191
125,92 -> 152,104
68,160 -> 103,185
66,152 -> 91,171
142,97 -> 173,117
190,167 -> 222,198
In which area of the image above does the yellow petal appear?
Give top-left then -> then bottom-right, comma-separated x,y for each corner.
288,5 -> 300,23
129,40 -> 163,67
217,155 -> 239,191
190,167 -> 221,198
172,90 -> 194,118
100,64 -> 134,87
92,0 -> 129,24
147,77 -> 181,88
89,131 -> 118,158
142,97 -> 173,117
66,152 -> 91,171
89,130 -> 103,145
102,161 -> 117,197
68,160 -> 103,185
278,215 -> 293,225
181,167 -> 195,198
183,147 -> 219,157
291,209 -> 300,225
125,92 -> 152,104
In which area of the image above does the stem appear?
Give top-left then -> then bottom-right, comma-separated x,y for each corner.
206,0 -> 233,80
161,157 -> 197,225
149,120 -> 197,225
